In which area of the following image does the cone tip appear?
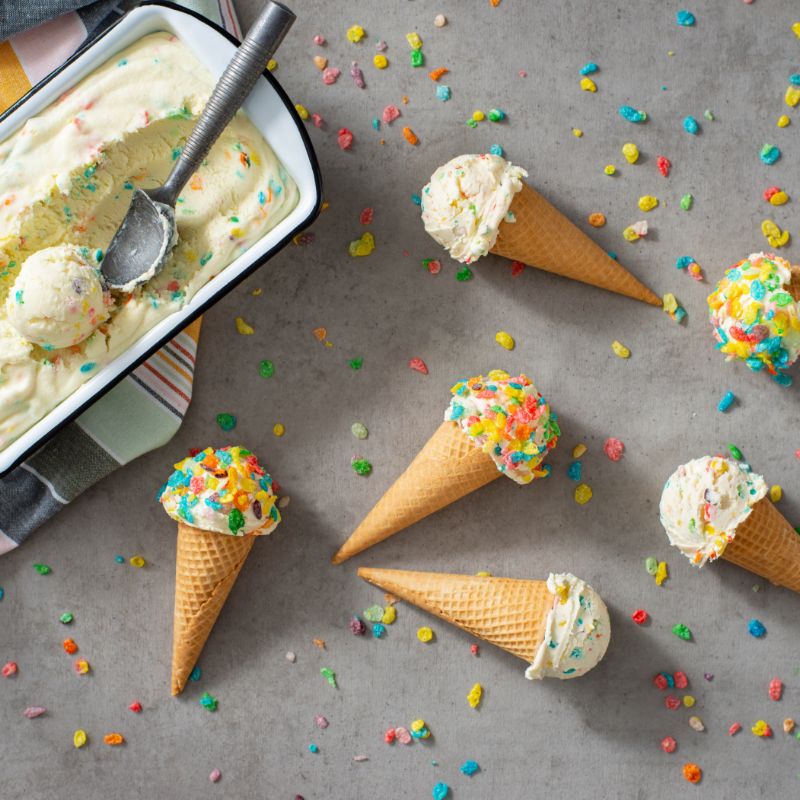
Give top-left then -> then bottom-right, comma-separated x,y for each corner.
331,548 -> 349,565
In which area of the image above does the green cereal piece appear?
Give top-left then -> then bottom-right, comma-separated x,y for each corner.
728,444 -> 743,461
348,358 -> 364,370
456,266 -> 473,281
259,360 -> 275,378
644,557 -> 658,575
33,563 -> 51,575
672,623 -> 692,641
320,667 -> 337,688
60,612 -> 74,624
410,50 -> 425,68
351,422 -> 368,440
364,604 -> 385,622
680,194 -> 693,210
352,458 -> 372,476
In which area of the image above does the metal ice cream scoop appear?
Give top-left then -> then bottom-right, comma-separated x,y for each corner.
100,1 -> 296,291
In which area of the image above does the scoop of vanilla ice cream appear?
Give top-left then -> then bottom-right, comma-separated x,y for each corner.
526,573 -> 611,680
6,245 -> 111,348
420,154 -> 527,263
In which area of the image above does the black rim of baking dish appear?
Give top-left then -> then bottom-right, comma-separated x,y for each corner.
0,0 -> 323,477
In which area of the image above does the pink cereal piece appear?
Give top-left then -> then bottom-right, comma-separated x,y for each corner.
660,736 -> 677,753
322,67 -> 341,85
382,105 -> 401,124
311,113 -> 324,128
763,186 -> 781,201
729,722 -> 742,736
395,726 -> 412,744
665,695 -> 681,710
360,208 -> 374,225
2,661 -> 18,677
673,671 -> 688,690
519,69 -> 528,78
470,643 -> 480,656
510,260 -> 525,277
769,678 -> 783,701
653,674 -> 669,691
408,357 -> 428,375
350,62 -> 366,89
23,707 -> 46,718
603,437 -> 624,461
313,35 -> 326,46
315,714 -> 329,729
376,40 -> 388,52
337,128 -> 354,150
795,449 -> 800,460
209,769 -> 221,783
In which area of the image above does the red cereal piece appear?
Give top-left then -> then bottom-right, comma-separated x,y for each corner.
657,156 -> 671,177
360,208 -> 374,225
660,736 -> 677,753
728,722 -> 742,736
425,259 -> 442,274
384,728 -> 396,744
2,661 -> 18,677
604,437 -> 624,461
673,671 -> 688,690
653,674 -> 669,691
408,357 -> 428,375
510,260 -> 525,277
769,678 -> 783,701
382,105 -> 401,124
402,126 -> 418,145
665,695 -> 681,710
682,763 -> 702,784
763,186 -> 781,201
631,609 -> 649,624
188,448 -> 202,457
337,128 -> 354,150
129,701 -> 142,713
470,643 -> 480,656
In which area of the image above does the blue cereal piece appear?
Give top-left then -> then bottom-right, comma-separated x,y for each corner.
619,105 -> 647,123
675,256 -> 694,270
676,10 -> 696,26
748,619 -> 766,638
580,62 -> 598,75
432,783 -> 449,800
567,461 -> 582,482
789,73 -> 800,86
760,144 -> 780,165
372,118 -> 380,131
372,622 -> 386,638
460,760 -> 480,776
717,391 -> 735,412
411,194 -> 422,206
683,116 -> 699,135
436,84 -> 451,102
309,743 -> 319,753
489,143 -> 504,157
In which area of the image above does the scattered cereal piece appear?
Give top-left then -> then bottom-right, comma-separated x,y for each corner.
785,86 -> 800,107
337,128 -> 354,150
665,695 -> 681,710
417,627 -> 434,643
769,485 -> 782,502
676,10 -> 696,26
470,644 -> 480,656
460,760 -> 480,776
760,144 -> 780,165
574,484 -> 593,505
373,54 -> 388,69
729,722 -> 742,736
346,25 -> 365,43
104,733 -> 124,746
351,458 -> 372,476
73,729 -> 87,748
456,266 -> 473,281
402,127 -> 418,145
411,50 -> 425,67
200,692 -> 217,711
638,195 -> 658,212
63,638 -> 78,654
320,667 -> 337,688
286,651 -> 296,663
350,62 -> 366,88
619,106 -> 647,123
349,232 -> 375,257
294,103 -> 309,121
432,782 -> 449,800
129,701 -> 142,713
567,461 -> 582,481
748,619 -> 766,638
488,109 -> 506,122
408,357 -> 428,374
672,623 -> 692,641
580,77 -> 597,92
645,556 -> 658,575
683,116 -> 699,135
604,438 -> 624,461
382,606 -> 396,625
588,213 -> 606,227
728,444 -> 743,461
612,340 -> 630,358
322,67 -> 340,85
489,144 -> 503,157
272,423 -> 286,437
74,658 -> 90,675
604,164 -> 616,176
351,422 -> 368,440
130,555 -> 145,568
33,563 -> 51,575
434,14 -> 447,27
573,444 -> 587,458
682,763 -> 701,784
23,707 -> 46,718
209,769 -> 221,783
406,31 -> 423,49
384,728 -> 396,744
467,683 -> 482,709
769,678 -> 783,700
313,55 -> 327,70
655,561 -> 668,586
235,317 -> 254,335
622,143 -> 639,163
661,736 -> 677,753
783,719 -> 795,734
674,671 -> 688,689
572,128 -> 583,137
657,156 -> 671,177
216,413 -> 236,431
4,661 -> 19,677
761,219 -> 790,248
495,331 -> 515,350
717,391 -> 735,412
396,726 -> 412,744
382,105 -> 401,124
631,609 -> 649,624
777,114 -> 790,127
769,190 -> 788,206
751,720 -> 772,737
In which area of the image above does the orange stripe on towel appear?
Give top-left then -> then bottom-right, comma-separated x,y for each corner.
0,41 -> 31,111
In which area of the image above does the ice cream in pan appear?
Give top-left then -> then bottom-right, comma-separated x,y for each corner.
0,32 -> 298,451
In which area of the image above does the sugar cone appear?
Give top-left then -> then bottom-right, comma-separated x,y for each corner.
171,522 -> 256,695
790,265 -> 800,302
490,182 -> 662,306
722,498 -> 800,592
332,421 -> 500,565
358,567 -> 552,661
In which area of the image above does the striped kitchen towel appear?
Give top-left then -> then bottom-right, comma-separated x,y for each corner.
0,0 -> 241,554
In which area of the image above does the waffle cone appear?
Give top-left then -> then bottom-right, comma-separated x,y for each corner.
490,183 -> 662,306
790,265 -> 800,302
722,498 -> 800,592
171,522 -> 256,695
332,422 -> 500,564
358,567 -> 552,661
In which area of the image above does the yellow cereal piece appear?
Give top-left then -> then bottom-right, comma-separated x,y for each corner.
130,556 -> 145,568
777,115 -> 791,128
381,605 -> 396,624
604,164 -> 616,176
761,219 -> 790,248
467,683 -> 483,709
410,719 -> 430,738
373,54 -> 388,69
294,104 -> 309,120
612,340 -> 631,358
572,128 -> 583,137
75,658 -> 90,675
622,143 -> 639,164
73,729 -> 87,748
349,232 -> 375,257
794,22 -> 800,38
347,24 -> 365,43
580,77 -> 597,92
752,720 -> 770,737
785,86 -> 800,107
574,484 -> 593,505
572,444 -> 587,458
251,287 -> 263,296
655,561 -> 668,586
638,195 -> 658,212
273,423 -> 285,437
266,59 -> 277,72
475,571 -> 493,577
662,293 -> 678,314
769,191 -> 789,206
417,626 -> 434,643
683,695 -> 696,708
235,317 -> 254,335
495,331 -> 515,350
622,226 -> 639,241
770,485 -> 782,502
472,110 -> 485,121
406,31 -> 422,49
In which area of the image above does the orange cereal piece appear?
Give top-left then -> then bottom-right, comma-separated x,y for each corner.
428,67 -> 449,82
402,127 -> 418,145
312,327 -> 327,341
104,733 -> 125,746
588,213 -> 606,227
63,638 -> 78,655
490,0 -> 501,5
683,763 -> 702,784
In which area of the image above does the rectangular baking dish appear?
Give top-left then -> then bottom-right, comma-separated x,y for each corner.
0,1 -> 322,476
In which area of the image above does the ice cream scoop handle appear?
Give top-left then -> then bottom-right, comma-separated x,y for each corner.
156,1 -> 295,205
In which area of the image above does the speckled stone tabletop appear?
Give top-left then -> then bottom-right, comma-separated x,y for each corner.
2,1 -> 800,798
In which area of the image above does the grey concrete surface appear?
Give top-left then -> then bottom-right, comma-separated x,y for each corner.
2,1 -> 800,798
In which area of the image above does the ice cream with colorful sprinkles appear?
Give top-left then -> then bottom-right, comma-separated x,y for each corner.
659,456 -> 768,566
446,369 -> 559,484
526,573 -> 611,680
0,32 -> 298,452
420,153 -> 527,263
708,253 -> 800,385
160,445 -> 280,536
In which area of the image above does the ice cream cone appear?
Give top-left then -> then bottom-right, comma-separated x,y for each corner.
722,498 -> 800,592
357,567 -> 551,661
332,421 -> 500,565
171,522 -> 256,695
790,265 -> 800,302
490,183 -> 662,306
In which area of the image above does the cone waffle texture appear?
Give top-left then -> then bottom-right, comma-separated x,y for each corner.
490,182 -> 662,306
358,567 -> 551,662
172,522 -> 256,695
332,421 -> 500,564
790,265 -> 800,302
722,498 -> 800,592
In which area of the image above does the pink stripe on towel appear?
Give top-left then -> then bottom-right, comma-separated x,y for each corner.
10,12 -> 87,85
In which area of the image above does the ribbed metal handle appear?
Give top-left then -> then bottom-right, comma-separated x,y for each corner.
154,1 -> 295,205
